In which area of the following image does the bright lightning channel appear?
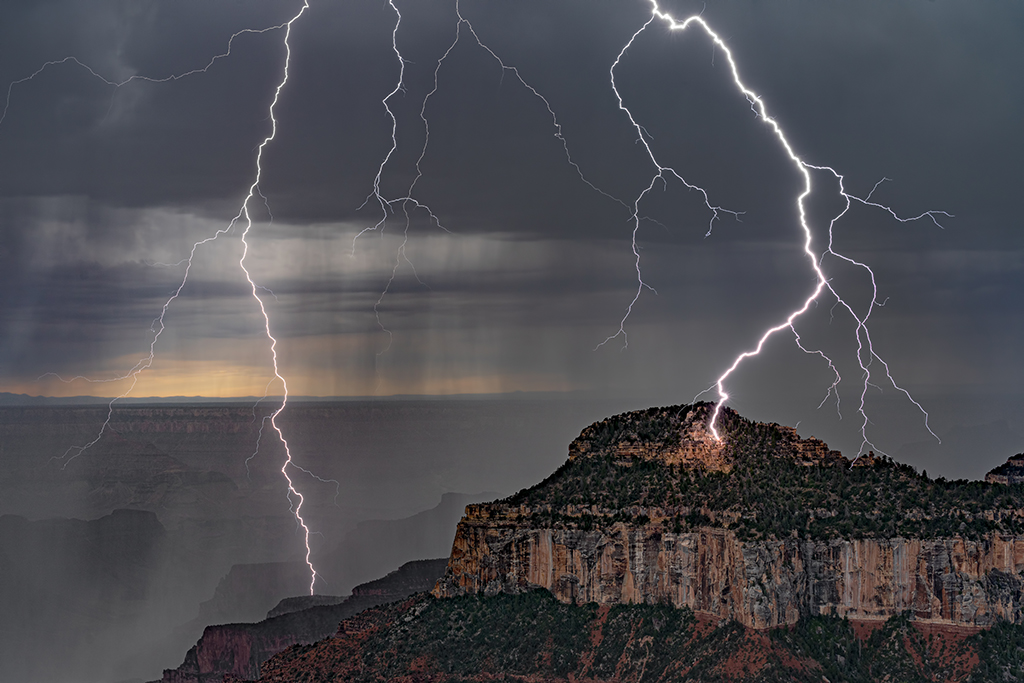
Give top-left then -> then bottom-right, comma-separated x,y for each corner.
12,4 -> 950,586
235,1 -> 319,594
353,1 -> 941,457
12,3 -> 323,594
621,2 -> 949,454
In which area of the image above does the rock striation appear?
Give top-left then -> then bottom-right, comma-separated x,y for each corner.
986,454 -> 1024,485
435,516 -> 1024,629
434,403 -> 1024,629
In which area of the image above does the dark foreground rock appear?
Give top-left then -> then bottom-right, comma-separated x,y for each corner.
233,590 -> 1018,682
157,559 -> 448,683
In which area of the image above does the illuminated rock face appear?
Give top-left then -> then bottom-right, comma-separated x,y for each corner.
986,454 -> 1024,485
433,405 -> 1024,629
434,506 -> 1024,629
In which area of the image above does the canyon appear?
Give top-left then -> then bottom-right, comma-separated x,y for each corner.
222,403 -> 1024,681
160,559 -> 448,683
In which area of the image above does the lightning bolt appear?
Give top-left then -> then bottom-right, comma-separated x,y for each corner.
352,0 -> 656,401
8,2 -> 951,597
610,4 -> 948,452
234,1 -> 320,594
357,0 -> 639,371
346,0 -> 942,457
11,3 -> 323,593
362,0 -> 444,368
349,0 -> 445,374
599,11 -> 744,350
0,21 -> 310,129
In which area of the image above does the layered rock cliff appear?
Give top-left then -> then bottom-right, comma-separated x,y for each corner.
159,559 -> 448,683
434,403 -> 1024,629
986,454 -> 1024,485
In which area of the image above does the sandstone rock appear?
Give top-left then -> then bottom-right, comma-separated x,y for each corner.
986,454 -> 1024,485
435,512 -> 1024,628
433,404 -> 1024,630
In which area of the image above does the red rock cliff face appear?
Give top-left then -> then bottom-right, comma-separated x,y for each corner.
433,405 -> 1024,630
161,559 -> 448,683
433,506 -> 1024,629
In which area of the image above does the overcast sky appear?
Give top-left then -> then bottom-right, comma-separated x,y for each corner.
0,0 -> 1021,469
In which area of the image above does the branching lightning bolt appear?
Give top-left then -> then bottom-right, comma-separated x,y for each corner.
342,1 -> 943,457
10,3 -> 324,593
1,22 -> 311,129
353,0 -> 631,368
217,0 -> 321,595
598,12 -> 744,350
8,1 -> 954,598
616,3 -> 947,454
350,0 -> 442,367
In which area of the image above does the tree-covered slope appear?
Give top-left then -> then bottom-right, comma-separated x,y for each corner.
503,403 -> 1024,541
248,590 -> 1020,683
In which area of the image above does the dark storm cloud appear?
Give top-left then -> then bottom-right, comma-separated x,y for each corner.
0,0 -> 1021,465
5,9 -> 1024,682
6,0 -> 1010,239
0,1 -> 306,207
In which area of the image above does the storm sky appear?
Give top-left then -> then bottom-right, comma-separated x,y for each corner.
0,0 -> 1022,472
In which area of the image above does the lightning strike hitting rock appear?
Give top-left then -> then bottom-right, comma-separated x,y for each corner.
618,2 -> 948,454
234,1 -> 319,594
5,1 -> 954,597
338,0 -> 945,458
377,1 -> 945,457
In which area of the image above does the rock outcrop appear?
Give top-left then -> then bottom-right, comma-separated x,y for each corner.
435,513 -> 1024,629
158,559 -> 448,683
434,403 -> 1024,630
986,454 -> 1024,485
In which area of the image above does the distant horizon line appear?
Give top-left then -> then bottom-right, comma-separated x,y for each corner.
0,389 -> 614,406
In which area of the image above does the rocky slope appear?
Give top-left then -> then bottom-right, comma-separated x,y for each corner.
158,559 -> 448,683
239,590 -> 1006,682
434,403 -> 1024,629
987,454 -> 1024,485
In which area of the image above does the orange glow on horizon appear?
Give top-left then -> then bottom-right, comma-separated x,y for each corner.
7,359 -> 574,399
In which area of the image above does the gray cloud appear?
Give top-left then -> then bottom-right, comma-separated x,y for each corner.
0,0 -> 1021,463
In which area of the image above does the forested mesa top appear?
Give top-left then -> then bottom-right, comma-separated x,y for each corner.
565,402 -> 846,470
500,403 -> 1024,541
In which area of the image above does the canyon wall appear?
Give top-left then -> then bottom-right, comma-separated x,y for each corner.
160,559 -> 448,683
433,505 -> 1024,629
